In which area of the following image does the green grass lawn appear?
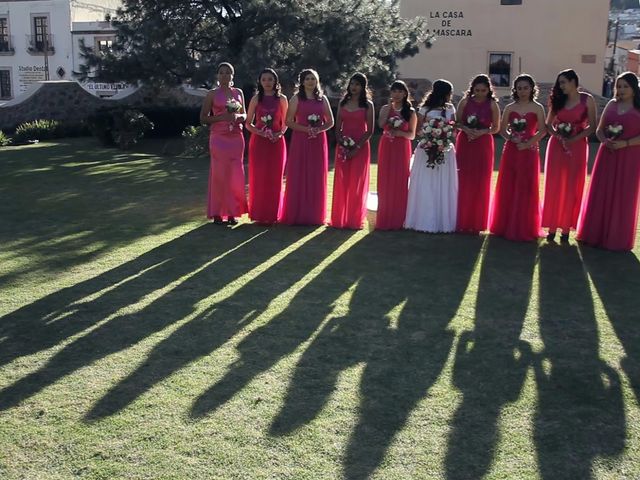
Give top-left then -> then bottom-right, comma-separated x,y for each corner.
0,138 -> 638,480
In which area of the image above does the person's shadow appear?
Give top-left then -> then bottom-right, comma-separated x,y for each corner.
264,231 -> 484,480
445,238 -> 536,480
84,227 -> 356,420
533,243 -> 625,479
0,224 -> 301,411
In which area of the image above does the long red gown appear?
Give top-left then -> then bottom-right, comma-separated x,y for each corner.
455,98 -> 495,233
279,97 -> 328,226
490,111 -> 543,241
207,88 -> 247,219
577,105 -> 640,251
376,108 -> 411,230
541,93 -> 590,232
330,107 -> 371,229
248,95 -> 287,224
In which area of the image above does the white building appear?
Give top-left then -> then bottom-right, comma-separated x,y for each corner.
398,0 -> 609,97
0,0 -> 120,101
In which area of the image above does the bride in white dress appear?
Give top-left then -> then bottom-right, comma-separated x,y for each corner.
405,79 -> 459,233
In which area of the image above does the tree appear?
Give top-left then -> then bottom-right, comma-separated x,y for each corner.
78,0 -> 430,90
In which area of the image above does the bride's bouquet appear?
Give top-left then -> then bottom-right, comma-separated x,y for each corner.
417,117 -> 456,169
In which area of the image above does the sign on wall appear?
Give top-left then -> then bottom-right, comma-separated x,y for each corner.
426,11 -> 472,38
18,65 -> 47,92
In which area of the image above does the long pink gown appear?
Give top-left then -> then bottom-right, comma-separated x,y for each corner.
279,97 -> 328,226
541,93 -> 590,232
490,111 -> 543,241
456,98 -> 495,233
330,107 -> 371,229
248,95 -> 287,224
577,105 -> 640,251
207,88 -> 247,219
376,108 -> 411,230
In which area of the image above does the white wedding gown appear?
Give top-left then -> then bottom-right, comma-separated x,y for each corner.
404,104 -> 458,232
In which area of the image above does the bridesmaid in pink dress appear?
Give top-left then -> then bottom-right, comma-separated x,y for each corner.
455,74 -> 501,234
280,69 -> 334,226
578,72 -> 640,251
542,69 -> 597,242
331,72 -> 375,229
376,80 -> 417,230
200,62 -> 247,225
245,68 -> 288,224
490,74 -> 547,241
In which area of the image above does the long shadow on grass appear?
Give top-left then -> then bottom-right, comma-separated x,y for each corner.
0,224 -> 295,410
580,247 -> 640,404
84,228 -> 355,420
0,140 -> 205,286
445,238 -> 536,480
263,232 -> 484,480
534,244 -> 625,479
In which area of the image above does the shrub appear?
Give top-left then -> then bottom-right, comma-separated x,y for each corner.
181,125 -> 209,157
12,119 -> 61,144
88,108 -> 154,149
0,130 -> 10,147
140,106 -> 200,138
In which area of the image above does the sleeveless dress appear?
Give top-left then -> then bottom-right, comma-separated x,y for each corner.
330,107 -> 371,229
541,93 -> 590,232
405,105 -> 458,232
248,95 -> 287,224
577,104 -> 640,251
456,98 -> 495,233
376,108 -> 412,230
279,97 -> 328,226
207,88 -> 247,219
490,111 -> 543,241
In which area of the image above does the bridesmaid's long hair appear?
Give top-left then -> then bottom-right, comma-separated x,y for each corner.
340,72 -> 371,109
256,68 -> 282,102
422,79 -> 453,112
389,80 -> 414,122
511,74 -> 538,102
296,68 -> 323,101
550,69 -> 579,113
464,74 -> 495,101
616,71 -> 640,110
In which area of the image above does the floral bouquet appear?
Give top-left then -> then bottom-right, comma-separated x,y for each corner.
417,117 -> 456,168
226,98 -> 242,131
556,122 -> 574,155
510,117 -> 528,143
384,116 -> 405,141
260,114 -> 274,140
308,114 -> 321,138
338,136 -> 357,161
465,114 -> 479,128
605,123 -> 624,140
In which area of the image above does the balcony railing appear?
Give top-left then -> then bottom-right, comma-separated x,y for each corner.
26,34 -> 55,54
0,35 -> 14,54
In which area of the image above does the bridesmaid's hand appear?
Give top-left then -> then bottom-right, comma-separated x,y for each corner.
610,139 -> 627,150
220,112 -> 235,122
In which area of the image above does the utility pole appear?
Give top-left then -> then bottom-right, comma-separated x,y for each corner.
609,18 -> 620,74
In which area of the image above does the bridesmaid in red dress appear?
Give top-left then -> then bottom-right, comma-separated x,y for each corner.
376,80 -> 417,230
245,68 -> 288,224
490,74 -> 547,241
455,74 -> 501,234
578,72 -> 640,251
280,69 -> 334,225
542,69 -> 597,242
200,62 -> 247,225
331,72 -> 375,229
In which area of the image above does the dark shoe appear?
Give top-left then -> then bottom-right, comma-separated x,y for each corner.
546,231 -> 556,242
227,217 -> 238,225
213,216 -> 224,225
560,233 -> 570,243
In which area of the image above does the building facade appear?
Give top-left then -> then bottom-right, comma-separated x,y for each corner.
398,0 -> 609,96
0,0 -> 120,101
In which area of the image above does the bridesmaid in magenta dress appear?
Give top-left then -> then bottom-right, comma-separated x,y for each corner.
542,69 -> 597,242
490,74 -> 547,241
245,68 -> 288,224
200,62 -> 247,225
376,80 -> 417,230
455,74 -> 501,234
578,72 -> 640,251
331,72 -> 375,229
280,69 -> 334,225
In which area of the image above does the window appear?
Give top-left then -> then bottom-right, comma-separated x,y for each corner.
97,38 -> 113,54
0,69 -> 11,99
32,15 -> 50,51
501,0 -> 522,4
489,53 -> 512,87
